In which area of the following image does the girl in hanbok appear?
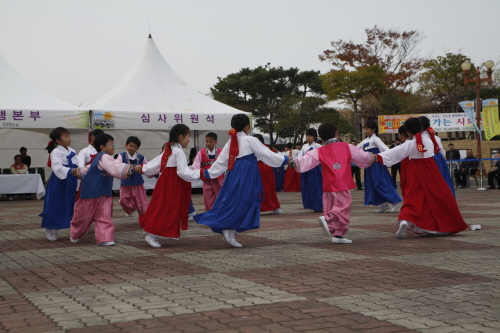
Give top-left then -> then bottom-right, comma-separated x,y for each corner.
39,127 -> 79,241
376,118 -> 468,239
139,124 -> 200,248
70,134 -> 142,246
253,134 -> 281,215
358,121 -> 402,213
118,136 -> 149,217
419,116 -> 455,197
194,114 -> 288,248
298,128 -> 323,212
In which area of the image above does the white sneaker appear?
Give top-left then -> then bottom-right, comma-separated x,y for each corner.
222,230 -> 232,243
145,234 -> 161,248
54,229 -> 62,236
43,228 -> 57,241
125,213 -> 133,217
188,211 -> 196,221
375,203 -> 390,213
390,202 -> 400,213
268,208 -> 282,215
332,237 -> 352,244
98,241 -> 116,246
318,216 -> 331,237
396,220 -> 408,239
222,230 -> 242,248
70,237 -> 79,243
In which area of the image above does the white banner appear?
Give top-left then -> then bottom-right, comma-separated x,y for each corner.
0,110 -> 89,129
93,110 -> 241,131
379,113 -> 481,133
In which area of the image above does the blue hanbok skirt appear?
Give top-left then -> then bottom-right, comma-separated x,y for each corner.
194,154 -> 263,234
273,166 -> 285,192
300,165 -> 323,211
40,169 -> 77,229
433,153 -> 455,197
364,148 -> 402,206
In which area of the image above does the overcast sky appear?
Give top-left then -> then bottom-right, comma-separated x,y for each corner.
1,0 -> 499,108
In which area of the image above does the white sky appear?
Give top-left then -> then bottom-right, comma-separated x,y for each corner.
1,0 -> 499,108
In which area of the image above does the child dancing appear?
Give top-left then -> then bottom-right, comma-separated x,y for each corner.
70,133 -> 142,246
289,122 -> 374,243
298,128 -> 323,212
195,114 -> 288,247
39,127 -> 79,241
139,124 -> 200,248
191,132 -> 224,211
358,121 -> 402,213
118,136 -> 149,217
375,118 -> 468,239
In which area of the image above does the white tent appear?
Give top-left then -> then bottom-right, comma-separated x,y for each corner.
89,35 -> 249,158
0,54 -> 89,170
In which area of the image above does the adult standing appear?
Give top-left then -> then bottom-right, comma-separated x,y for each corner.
446,143 -> 460,161
350,139 -> 363,190
389,139 -> 402,188
19,147 -> 31,168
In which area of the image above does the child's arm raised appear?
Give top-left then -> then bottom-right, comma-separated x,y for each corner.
252,137 -> 288,168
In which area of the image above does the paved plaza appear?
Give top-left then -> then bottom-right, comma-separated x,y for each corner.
0,188 -> 499,333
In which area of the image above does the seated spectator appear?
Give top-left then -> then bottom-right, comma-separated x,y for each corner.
8,155 -> 30,201
446,143 -> 460,160
487,158 -> 500,189
19,147 -> 31,168
10,155 -> 28,174
454,149 -> 479,188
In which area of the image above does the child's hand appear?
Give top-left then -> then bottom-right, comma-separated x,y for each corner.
71,168 -> 78,177
134,165 -> 143,173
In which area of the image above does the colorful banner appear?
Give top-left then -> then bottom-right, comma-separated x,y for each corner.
459,100 -> 481,135
378,113 -> 481,133
482,99 -> 500,141
93,110 -> 241,130
0,110 -> 89,129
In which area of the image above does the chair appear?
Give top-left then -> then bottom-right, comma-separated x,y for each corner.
28,167 -> 46,184
2,168 -> 11,175
466,168 -> 479,188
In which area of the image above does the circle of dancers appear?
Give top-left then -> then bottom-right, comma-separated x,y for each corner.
39,114 -> 468,248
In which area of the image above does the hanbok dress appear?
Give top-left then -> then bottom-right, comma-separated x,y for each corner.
422,129 -> 455,197
358,135 -> 402,206
40,145 -> 79,230
377,135 -> 468,235
139,143 -> 200,239
298,142 -> 323,211
117,152 -> 149,216
195,131 -> 288,234
191,147 -> 224,211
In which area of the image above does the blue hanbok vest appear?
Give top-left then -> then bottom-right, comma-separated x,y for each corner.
80,152 -> 114,199
119,152 -> 144,186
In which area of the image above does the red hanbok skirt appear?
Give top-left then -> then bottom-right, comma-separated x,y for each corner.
399,157 -> 467,234
258,161 -> 280,212
283,167 -> 301,192
139,167 -> 191,238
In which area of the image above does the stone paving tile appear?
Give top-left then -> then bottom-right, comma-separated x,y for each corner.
444,228 -> 500,246
0,238 -> 98,253
65,299 -> 416,333
0,244 -> 154,270
0,277 -> 17,295
305,234 -> 499,258
250,227 -> 392,244
25,273 -> 306,330
227,258 -> 496,300
168,244 -> 366,273
384,248 -> 500,279
319,281 -> 500,332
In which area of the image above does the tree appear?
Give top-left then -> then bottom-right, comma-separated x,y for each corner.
419,53 -> 473,113
321,65 -> 385,140
211,65 -> 326,144
319,25 -> 426,97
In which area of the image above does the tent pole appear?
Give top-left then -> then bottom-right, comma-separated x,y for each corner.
194,130 -> 199,150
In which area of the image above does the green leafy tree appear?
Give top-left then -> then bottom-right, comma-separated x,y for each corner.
419,53 -> 473,113
211,65 -> 325,144
321,65 -> 385,140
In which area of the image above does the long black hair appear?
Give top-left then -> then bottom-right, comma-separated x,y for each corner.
418,116 -> 431,130
404,118 -> 422,135
169,124 -> 190,143
45,127 -> 70,154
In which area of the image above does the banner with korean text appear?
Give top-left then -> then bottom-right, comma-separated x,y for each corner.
0,110 -> 89,129
92,111 -> 246,131
481,99 -> 500,140
378,113 -> 481,133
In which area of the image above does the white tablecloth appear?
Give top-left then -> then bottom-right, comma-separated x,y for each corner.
0,174 -> 45,199
112,175 -> 202,190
